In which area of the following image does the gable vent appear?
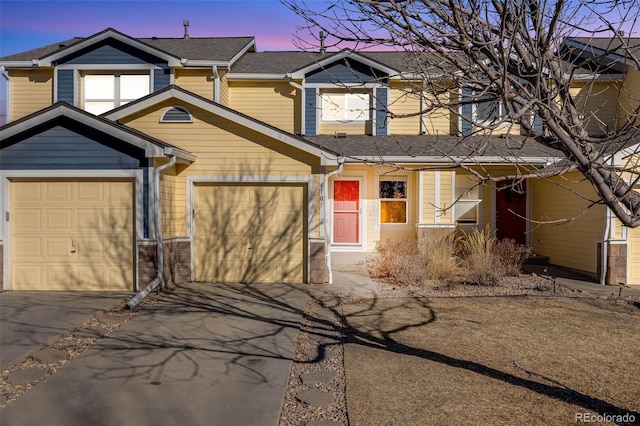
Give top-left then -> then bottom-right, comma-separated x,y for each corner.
160,106 -> 193,122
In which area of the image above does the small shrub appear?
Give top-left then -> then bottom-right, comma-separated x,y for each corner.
458,226 -> 500,285
494,238 -> 532,276
367,239 -> 427,286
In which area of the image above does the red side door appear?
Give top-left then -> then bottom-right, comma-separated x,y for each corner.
496,179 -> 527,245
333,180 -> 360,243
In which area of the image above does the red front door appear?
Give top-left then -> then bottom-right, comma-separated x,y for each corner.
333,180 -> 360,243
496,180 -> 527,245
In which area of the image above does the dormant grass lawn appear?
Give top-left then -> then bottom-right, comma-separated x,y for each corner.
343,297 -> 640,425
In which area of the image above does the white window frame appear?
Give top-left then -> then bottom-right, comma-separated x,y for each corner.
454,173 -> 481,226
378,174 -> 409,226
82,71 -> 151,115
320,92 -> 371,122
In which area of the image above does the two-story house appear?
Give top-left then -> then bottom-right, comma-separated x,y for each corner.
1,27 -> 639,291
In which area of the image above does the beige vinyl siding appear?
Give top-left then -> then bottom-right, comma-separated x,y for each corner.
439,170 -> 454,224
530,173 -> 604,273
9,69 -> 53,121
571,81 -> 622,135
619,69 -> 640,127
122,101 -> 315,238
174,69 -> 215,101
389,85 -> 422,135
420,170 -> 437,223
218,69 -> 229,106
228,81 -> 299,134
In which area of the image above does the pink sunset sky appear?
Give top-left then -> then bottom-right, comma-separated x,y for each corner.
0,0 -> 324,124
0,0 -> 637,125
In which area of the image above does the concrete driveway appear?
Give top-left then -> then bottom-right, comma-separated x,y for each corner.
1,282 -> 309,426
0,291 -> 132,370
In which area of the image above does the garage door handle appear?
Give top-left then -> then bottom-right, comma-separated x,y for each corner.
71,238 -> 76,253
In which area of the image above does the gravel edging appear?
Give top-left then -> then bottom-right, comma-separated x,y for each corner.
279,295 -> 349,426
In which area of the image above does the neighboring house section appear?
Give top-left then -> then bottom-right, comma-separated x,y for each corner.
1,28 -> 640,290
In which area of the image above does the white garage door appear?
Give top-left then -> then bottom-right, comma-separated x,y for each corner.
194,184 -> 305,283
11,180 -> 134,290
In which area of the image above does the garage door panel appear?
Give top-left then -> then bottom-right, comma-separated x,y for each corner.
77,208 -> 103,231
14,209 -> 42,231
194,184 -> 305,283
45,237 -> 72,259
11,181 -> 134,291
629,229 -> 640,284
76,182 -> 105,202
45,182 -> 73,202
13,265 -> 44,289
45,208 -> 74,231
13,182 -> 41,201
14,237 -> 42,259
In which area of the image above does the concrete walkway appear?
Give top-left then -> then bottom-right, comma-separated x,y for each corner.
0,291 -> 131,370
1,282 -> 308,426
524,264 -> 640,298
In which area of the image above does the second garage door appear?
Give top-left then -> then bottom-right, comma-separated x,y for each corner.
194,184 -> 305,283
11,180 -> 134,290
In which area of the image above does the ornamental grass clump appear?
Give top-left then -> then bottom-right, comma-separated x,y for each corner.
419,229 -> 459,281
458,226 -> 500,285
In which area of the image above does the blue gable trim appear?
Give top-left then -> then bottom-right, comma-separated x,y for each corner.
306,58 -> 389,84
56,39 -> 168,67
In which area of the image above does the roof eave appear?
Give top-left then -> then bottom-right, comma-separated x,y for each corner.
344,155 -> 561,165
226,73 -> 288,80
1,103 -> 171,158
289,50 -> 400,79
38,29 -> 182,67
103,87 -> 338,162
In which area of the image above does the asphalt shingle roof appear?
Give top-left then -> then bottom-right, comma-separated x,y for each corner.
306,134 -> 564,161
0,34 -> 254,63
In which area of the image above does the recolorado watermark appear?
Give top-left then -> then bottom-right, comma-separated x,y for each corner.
575,412 -> 636,423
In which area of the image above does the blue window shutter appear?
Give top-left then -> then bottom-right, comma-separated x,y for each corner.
57,70 -> 74,104
305,88 -> 317,136
154,68 -> 170,91
375,87 -> 388,136
460,88 -> 473,137
533,115 -> 544,133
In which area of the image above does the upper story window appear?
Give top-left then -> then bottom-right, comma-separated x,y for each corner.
321,92 -> 370,122
83,73 -> 150,115
379,175 -> 408,224
476,94 -> 506,124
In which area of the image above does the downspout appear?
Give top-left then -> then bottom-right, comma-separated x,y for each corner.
212,66 -> 220,103
1,66 -> 10,124
324,158 -> 345,284
126,155 -> 177,310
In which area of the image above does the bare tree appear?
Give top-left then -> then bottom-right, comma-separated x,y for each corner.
283,0 -> 640,226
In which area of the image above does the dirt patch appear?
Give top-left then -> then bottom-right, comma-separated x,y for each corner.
343,297 -> 640,425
